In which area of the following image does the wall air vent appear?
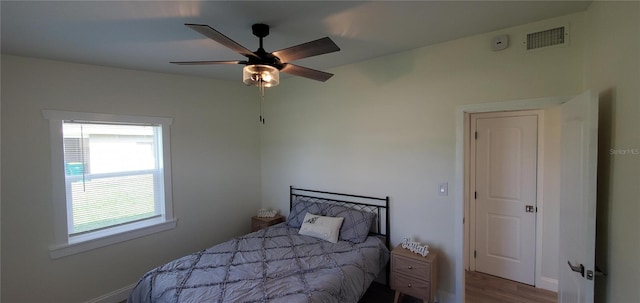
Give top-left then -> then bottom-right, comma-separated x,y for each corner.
526,26 -> 566,50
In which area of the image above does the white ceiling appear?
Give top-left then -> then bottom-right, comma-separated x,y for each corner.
1,1 -> 591,82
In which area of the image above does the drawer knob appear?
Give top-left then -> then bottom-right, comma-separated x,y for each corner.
407,283 -> 412,288
408,266 -> 413,269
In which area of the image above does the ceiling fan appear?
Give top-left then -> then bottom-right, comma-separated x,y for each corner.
171,23 -> 341,86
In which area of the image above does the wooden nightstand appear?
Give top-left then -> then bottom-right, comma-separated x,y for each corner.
251,214 -> 285,232
390,244 -> 438,303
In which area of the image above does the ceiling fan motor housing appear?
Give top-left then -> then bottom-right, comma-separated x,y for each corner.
248,23 -> 284,69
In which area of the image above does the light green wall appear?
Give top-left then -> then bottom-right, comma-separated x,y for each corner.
261,13 -> 585,302
0,55 -> 261,302
584,2 -> 640,302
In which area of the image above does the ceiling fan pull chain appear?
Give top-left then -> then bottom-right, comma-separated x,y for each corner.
259,80 -> 265,124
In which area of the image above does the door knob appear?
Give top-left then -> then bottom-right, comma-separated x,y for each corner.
567,261 -> 585,277
525,205 -> 535,213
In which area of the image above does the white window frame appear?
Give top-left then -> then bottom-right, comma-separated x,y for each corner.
43,110 -> 176,259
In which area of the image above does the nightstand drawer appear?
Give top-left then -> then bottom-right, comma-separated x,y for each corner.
392,254 -> 431,280
391,273 -> 431,300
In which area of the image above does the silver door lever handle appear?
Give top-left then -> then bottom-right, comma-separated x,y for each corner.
568,261 -> 585,277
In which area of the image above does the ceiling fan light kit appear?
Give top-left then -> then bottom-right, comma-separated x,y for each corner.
243,64 -> 279,87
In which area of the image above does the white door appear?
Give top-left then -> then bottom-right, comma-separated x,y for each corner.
559,91 -> 598,303
472,112 -> 538,285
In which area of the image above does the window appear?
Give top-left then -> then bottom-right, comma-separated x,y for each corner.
43,110 -> 175,258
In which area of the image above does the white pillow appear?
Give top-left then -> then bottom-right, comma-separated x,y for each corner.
298,212 -> 344,243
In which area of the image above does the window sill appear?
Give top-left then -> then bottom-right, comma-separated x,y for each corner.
49,219 -> 177,259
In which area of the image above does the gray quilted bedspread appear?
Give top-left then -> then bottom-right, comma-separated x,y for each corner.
128,223 -> 389,303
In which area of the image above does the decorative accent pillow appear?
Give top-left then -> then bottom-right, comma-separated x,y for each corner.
287,198 -> 328,228
298,213 -> 344,243
325,205 -> 376,244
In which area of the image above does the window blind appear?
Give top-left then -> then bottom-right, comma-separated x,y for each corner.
62,122 -> 162,235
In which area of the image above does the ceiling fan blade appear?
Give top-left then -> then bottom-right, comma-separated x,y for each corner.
170,60 -> 246,65
273,37 -> 340,63
281,64 -> 334,82
185,24 -> 259,59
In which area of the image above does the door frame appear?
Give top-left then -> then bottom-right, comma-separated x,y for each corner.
468,109 -> 543,287
454,96 -> 572,301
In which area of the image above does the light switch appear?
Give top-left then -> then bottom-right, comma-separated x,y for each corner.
438,182 -> 448,196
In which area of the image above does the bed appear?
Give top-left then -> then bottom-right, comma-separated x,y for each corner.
128,186 -> 390,303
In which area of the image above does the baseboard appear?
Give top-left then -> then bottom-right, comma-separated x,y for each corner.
85,283 -> 135,303
435,289 -> 456,303
536,276 -> 558,292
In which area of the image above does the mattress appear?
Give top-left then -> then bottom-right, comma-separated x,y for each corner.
128,223 -> 389,303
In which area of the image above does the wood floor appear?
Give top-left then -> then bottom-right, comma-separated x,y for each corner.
465,271 -> 557,303
360,271 -> 557,303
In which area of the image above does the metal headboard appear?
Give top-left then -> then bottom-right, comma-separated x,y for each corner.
289,186 -> 390,250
